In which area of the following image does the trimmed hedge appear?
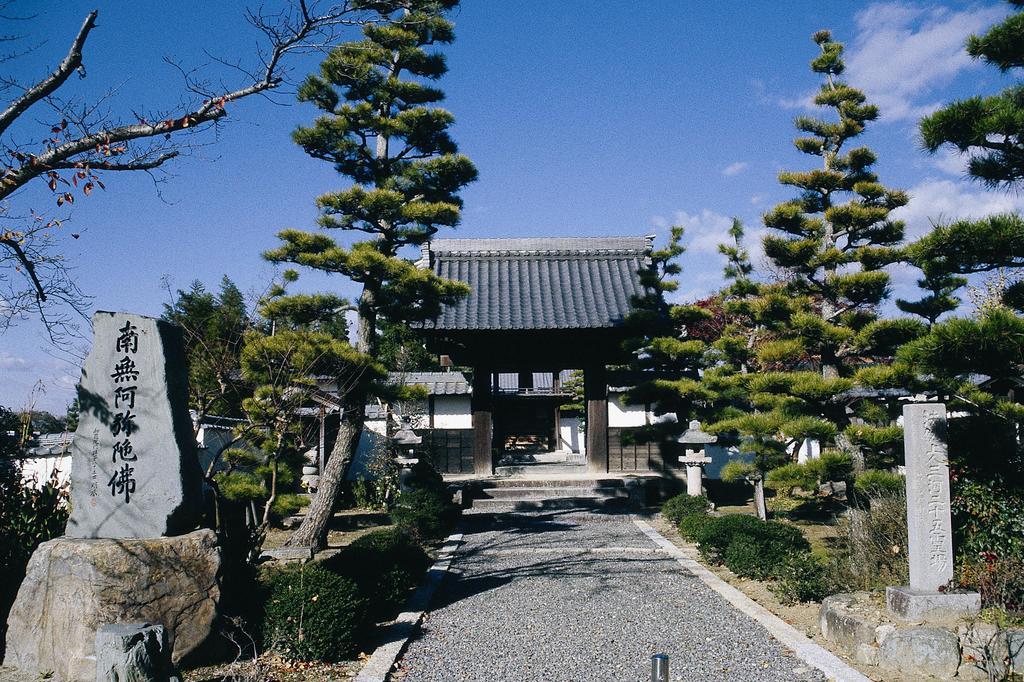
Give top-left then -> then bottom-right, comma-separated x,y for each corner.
691,514 -> 810,580
326,528 -> 431,618
661,494 -> 710,526
260,563 -> 366,662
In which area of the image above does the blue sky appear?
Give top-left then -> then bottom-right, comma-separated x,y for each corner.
3,1 -> 1022,413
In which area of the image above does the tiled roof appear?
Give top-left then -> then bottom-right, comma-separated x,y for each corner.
26,432 -> 72,457
421,236 -> 652,330
393,371 -> 471,395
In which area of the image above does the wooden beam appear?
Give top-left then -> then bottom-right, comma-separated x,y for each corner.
471,368 -> 493,476
585,365 -> 608,473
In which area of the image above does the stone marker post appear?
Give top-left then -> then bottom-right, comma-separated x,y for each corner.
886,402 -> 980,621
66,312 -> 204,538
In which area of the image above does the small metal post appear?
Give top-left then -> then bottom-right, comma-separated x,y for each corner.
651,653 -> 669,682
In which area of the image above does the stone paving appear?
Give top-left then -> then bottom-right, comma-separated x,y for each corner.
396,508 -> 827,682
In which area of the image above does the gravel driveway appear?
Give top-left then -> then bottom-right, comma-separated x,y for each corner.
395,508 -> 826,682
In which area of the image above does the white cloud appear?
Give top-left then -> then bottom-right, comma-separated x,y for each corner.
673,209 -> 735,254
894,177 -> 1024,240
722,161 -> 749,177
0,352 -> 30,371
928,147 -> 971,177
845,2 -> 1006,122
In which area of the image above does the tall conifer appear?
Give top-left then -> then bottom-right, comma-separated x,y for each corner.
265,0 -> 476,549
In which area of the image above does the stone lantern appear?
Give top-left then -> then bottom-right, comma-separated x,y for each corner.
393,417 -> 422,493
677,419 -> 716,497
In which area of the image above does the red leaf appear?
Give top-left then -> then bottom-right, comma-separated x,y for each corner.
56,195 -> 64,206
64,192 -> 74,204
83,182 -> 93,196
60,119 -> 67,130
48,177 -> 57,191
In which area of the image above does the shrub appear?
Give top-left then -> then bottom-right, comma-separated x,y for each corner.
951,474 -> 1024,561
765,462 -> 817,494
853,469 -> 904,498
830,489 -> 908,591
1,466 -> 68,656
957,553 -> 1024,613
678,513 -> 712,542
326,529 -> 431,617
660,494 -> 709,526
392,488 -> 459,543
271,493 -> 310,517
722,534 -> 769,579
692,514 -> 810,579
260,563 -> 366,661
772,553 -> 831,604
809,451 -> 853,484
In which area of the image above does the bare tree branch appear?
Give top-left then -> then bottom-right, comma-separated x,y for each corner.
0,10 -> 96,137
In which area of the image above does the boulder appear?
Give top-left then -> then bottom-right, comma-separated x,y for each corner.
819,593 -> 881,650
878,626 -> 961,679
3,530 -> 220,681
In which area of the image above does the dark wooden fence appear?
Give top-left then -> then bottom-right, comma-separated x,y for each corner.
607,427 -> 679,473
421,428 -> 475,474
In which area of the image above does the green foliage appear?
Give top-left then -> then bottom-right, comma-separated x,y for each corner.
765,462 -> 817,493
678,513 -> 713,542
772,553 -> 831,605
952,474 -> 1024,561
162,277 -> 250,418
691,514 -> 810,580
271,493 -> 310,518
853,470 -> 905,498
391,488 -> 458,543
660,494 -> 709,526
720,460 -> 759,484
260,563 -> 366,661
920,0 -> 1024,189
1,463 -> 69,645
325,528 -> 431,618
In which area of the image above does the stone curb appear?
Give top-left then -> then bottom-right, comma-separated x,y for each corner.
353,532 -> 464,682
632,518 -> 871,682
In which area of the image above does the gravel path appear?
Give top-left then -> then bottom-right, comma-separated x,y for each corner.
396,508 -> 827,682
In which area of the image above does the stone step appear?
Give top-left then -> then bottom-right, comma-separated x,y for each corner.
476,486 -> 629,500
470,495 -> 631,512
479,477 -> 627,489
493,463 -> 589,477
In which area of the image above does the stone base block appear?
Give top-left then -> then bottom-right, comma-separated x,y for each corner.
96,623 -> 178,682
886,585 -> 981,622
3,529 -> 221,682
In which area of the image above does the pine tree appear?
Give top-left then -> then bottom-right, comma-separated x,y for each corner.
621,227 -> 714,442
731,32 -> 923,474
920,1 -> 1024,189
265,0 -> 476,549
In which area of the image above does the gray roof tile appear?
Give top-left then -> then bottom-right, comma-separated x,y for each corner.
422,236 -> 652,330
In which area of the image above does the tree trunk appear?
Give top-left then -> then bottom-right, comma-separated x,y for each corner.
753,478 -> 767,521
286,389 -> 366,549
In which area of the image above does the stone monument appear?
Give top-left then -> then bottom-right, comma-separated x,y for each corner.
677,420 -> 716,497
886,402 -> 980,622
4,312 -> 220,681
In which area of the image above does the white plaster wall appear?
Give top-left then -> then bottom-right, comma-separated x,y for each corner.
433,396 -> 472,429
349,418 -> 389,480
608,394 -> 648,428
21,455 -> 71,487
559,417 -> 583,453
795,439 -> 821,463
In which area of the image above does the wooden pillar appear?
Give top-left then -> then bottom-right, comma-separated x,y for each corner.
472,368 -> 493,476
585,365 -> 608,473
